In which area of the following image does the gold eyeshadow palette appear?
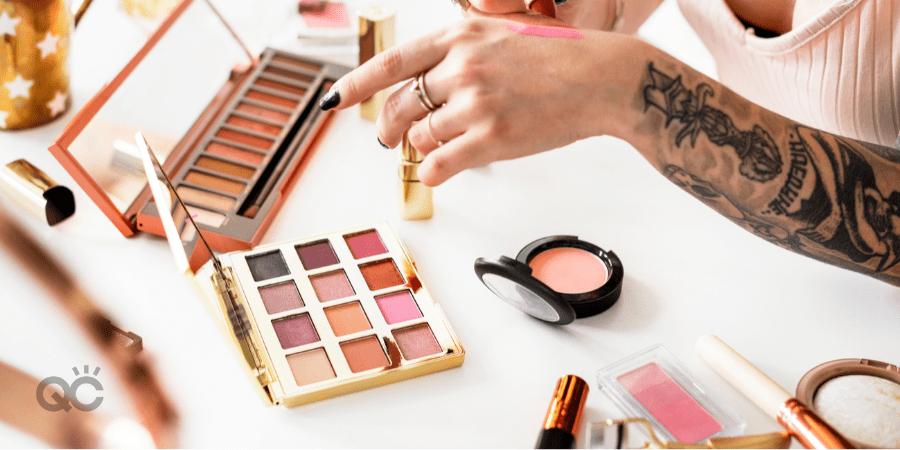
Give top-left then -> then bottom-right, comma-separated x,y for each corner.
137,135 -> 465,406
49,0 -> 350,268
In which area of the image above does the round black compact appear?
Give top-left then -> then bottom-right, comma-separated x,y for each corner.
474,235 -> 623,325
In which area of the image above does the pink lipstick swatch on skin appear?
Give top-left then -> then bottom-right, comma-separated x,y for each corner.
617,362 -> 723,443
506,24 -> 583,39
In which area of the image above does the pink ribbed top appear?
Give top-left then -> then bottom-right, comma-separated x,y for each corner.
676,0 -> 900,146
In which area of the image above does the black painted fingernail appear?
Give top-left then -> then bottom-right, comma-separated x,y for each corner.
318,89 -> 340,110
377,136 -> 389,149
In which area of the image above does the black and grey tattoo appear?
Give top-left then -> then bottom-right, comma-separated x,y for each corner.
644,64 -> 782,182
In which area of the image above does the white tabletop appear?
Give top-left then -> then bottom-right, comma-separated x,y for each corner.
1,0 -> 897,448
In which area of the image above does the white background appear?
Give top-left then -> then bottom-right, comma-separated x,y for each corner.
0,0 -> 897,447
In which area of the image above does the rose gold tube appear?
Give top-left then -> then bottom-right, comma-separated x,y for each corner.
696,335 -> 852,449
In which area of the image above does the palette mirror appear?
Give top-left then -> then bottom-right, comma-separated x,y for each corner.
55,0 -> 249,234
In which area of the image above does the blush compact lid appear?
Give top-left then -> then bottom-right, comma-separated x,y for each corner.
474,235 -> 623,325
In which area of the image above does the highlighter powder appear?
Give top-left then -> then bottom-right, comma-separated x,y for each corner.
528,247 -> 609,294
813,375 -> 900,447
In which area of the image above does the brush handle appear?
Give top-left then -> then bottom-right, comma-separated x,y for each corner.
695,334 -> 791,421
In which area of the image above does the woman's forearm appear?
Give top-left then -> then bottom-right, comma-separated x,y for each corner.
613,42 -> 900,285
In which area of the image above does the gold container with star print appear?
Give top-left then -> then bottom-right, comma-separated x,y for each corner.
0,0 -> 70,130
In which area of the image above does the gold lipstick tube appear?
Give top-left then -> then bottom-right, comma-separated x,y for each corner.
359,5 -> 395,121
399,131 -> 433,220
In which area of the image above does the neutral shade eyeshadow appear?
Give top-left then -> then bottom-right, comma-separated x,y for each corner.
340,335 -> 389,373
206,141 -> 266,165
226,115 -> 283,136
259,281 -> 304,314
309,269 -> 354,302
617,362 -> 722,443
359,259 -> 405,291
246,250 -> 291,282
176,186 -> 235,211
263,66 -> 315,84
813,375 -> 900,448
255,78 -> 307,96
246,90 -> 299,109
272,313 -> 319,349
215,128 -> 274,151
287,348 -> 335,386
393,324 -> 442,360
344,230 -> 388,259
324,301 -> 371,337
235,102 -> 291,123
271,55 -> 322,73
185,171 -> 246,195
184,205 -> 226,227
296,240 -> 339,270
376,291 -> 422,325
195,156 -> 255,180
528,247 -> 609,294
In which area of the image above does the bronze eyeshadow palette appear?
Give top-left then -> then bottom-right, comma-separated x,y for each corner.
50,0 -> 350,269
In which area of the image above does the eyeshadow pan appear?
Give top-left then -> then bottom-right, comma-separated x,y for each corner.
287,348 -> 336,386
296,240 -> 339,270
376,291 -> 422,325
247,90 -> 299,109
184,205 -> 226,227
255,78 -> 307,96
359,259 -> 405,291
195,156 -> 255,180
226,115 -> 283,136
344,230 -> 388,259
272,55 -> 323,73
185,171 -> 246,195
235,102 -> 291,123
259,281 -> 304,314
206,141 -> 265,165
340,336 -> 389,373
176,186 -> 235,211
393,324 -> 443,360
617,362 -> 723,443
263,66 -> 315,83
246,250 -> 290,281
309,269 -> 354,302
324,301 -> 370,337
215,128 -> 274,151
273,313 -> 319,349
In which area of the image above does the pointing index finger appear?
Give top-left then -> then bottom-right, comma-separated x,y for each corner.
320,27 -> 452,111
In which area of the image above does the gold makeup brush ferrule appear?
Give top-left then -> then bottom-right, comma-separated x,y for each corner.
399,131 -> 432,220
777,398 -> 853,449
542,375 -> 589,432
358,5 -> 395,121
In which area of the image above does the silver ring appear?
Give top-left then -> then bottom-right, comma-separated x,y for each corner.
411,72 -> 438,112
426,111 -> 444,146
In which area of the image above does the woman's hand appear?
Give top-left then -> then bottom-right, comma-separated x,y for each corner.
320,17 -> 627,186
466,0 -> 615,31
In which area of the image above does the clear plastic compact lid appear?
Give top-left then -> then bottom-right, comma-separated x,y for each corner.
596,344 -> 745,445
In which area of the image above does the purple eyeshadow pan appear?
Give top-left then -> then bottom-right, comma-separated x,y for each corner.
296,240 -> 339,270
273,313 -> 319,349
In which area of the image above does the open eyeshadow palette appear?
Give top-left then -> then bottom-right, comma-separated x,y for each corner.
137,132 -> 464,406
49,0 -> 350,269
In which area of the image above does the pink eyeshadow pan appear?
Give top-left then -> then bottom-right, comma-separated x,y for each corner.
392,324 -> 442,360
617,363 -> 723,443
528,247 -> 609,294
309,269 -> 354,302
375,291 -> 422,325
343,230 -> 388,259
259,281 -> 303,314
272,314 -> 320,349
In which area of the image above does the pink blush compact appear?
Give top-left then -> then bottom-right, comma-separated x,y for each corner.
475,235 -> 623,325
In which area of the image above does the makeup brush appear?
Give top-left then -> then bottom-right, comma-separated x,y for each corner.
696,335 -> 853,449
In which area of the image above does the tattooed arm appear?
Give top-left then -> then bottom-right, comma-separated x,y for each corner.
319,19 -> 900,285
626,56 -> 900,286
